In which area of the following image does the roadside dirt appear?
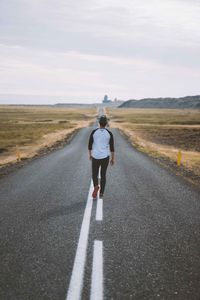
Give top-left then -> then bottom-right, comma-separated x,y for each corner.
111,121 -> 200,188
139,127 -> 200,152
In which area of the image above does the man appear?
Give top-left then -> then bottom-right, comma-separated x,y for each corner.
88,115 -> 115,199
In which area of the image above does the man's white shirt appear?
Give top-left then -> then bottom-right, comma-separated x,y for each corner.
88,128 -> 114,159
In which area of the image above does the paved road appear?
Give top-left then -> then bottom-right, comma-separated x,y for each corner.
0,123 -> 200,300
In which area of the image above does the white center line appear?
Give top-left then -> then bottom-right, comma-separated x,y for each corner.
96,167 -> 103,221
66,180 -> 93,300
96,198 -> 103,221
90,240 -> 104,300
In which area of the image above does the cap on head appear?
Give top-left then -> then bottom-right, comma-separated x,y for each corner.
99,115 -> 108,126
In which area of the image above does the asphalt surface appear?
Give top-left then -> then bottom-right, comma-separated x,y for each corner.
0,123 -> 200,300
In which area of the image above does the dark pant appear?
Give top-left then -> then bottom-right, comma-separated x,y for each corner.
92,156 -> 109,194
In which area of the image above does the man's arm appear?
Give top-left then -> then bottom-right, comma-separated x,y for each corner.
88,131 -> 94,160
109,132 -> 115,165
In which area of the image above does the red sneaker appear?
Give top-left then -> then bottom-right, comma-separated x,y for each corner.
92,185 -> 99,199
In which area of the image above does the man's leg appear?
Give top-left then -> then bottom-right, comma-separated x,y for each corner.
92,158 -> 100,198
92,158 -> 100,186
100,156 -> 109,196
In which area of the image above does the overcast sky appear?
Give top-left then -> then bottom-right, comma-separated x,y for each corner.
0,0 -> 200,104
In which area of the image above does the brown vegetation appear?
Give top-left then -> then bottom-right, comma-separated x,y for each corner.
0,106 -> 95,166
107,108 -> 200,186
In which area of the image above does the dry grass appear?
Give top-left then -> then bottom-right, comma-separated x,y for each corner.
0,106 -> 96,165
107,108 -> 200,183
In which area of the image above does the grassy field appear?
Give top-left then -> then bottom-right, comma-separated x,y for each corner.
107,108 -> 200,184
0,106 -> 96,165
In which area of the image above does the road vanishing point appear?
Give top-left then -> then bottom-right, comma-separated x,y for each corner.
0,117 -> 200,300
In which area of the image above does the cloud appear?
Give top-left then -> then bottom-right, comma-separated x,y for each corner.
0,0 -> 199,102
1,0 -> 200,48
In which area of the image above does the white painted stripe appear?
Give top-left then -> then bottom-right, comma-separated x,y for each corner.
90,240 -> 103,300
98,168 -> 101,180
66,180 -> 93,300
96,198 -> 103,221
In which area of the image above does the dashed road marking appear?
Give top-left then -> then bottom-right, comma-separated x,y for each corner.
96,197 -> 103,221
90,240 -> 103,300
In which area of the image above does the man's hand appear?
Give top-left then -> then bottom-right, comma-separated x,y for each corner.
110,158 -> 115,166
89,150 -> 92,160
110,152 -> 115,166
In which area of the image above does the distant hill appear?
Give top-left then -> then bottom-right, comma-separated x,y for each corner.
55,101 -> 124,108
54,103 -> 97,108
119,95 -> 200,109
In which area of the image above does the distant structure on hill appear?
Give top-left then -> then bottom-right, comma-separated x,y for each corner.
102,95 -> 112,104
102,95 -> 124,107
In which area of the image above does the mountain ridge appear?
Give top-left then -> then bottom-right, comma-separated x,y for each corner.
119,95 -> 200,109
